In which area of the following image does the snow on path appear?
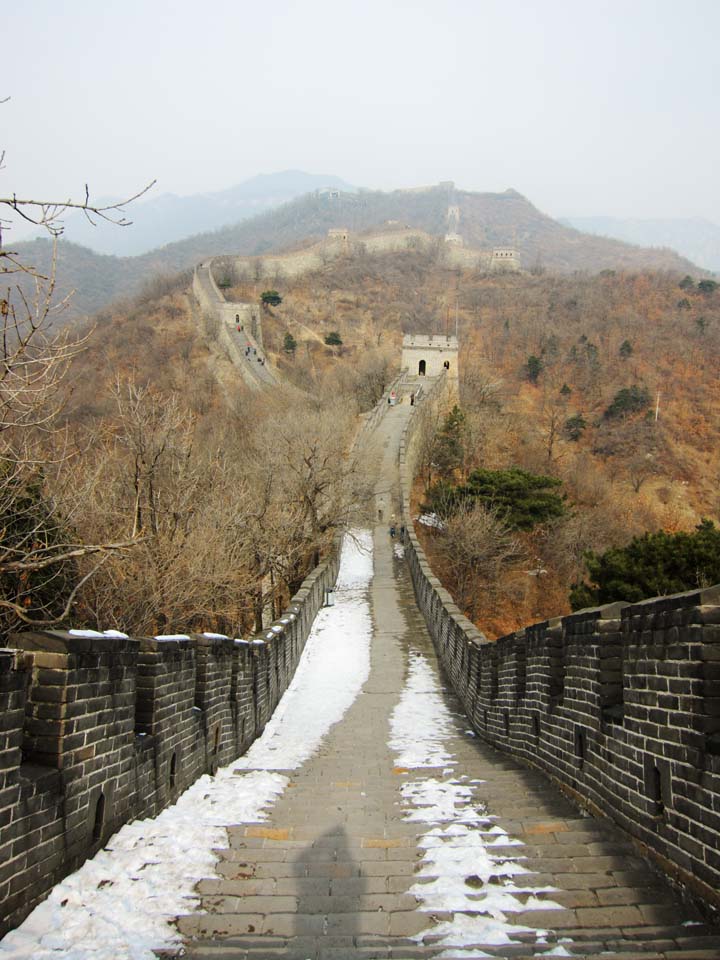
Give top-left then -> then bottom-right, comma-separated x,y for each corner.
0,530 -> 373,960
389,651 -> 565,957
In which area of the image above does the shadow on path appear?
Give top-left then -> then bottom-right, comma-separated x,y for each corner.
291,824 -> 367,958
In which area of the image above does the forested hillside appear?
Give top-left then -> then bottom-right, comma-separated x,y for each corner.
11,186 -> 704,321
4,226 -> 719,643
228,252 -> 720,636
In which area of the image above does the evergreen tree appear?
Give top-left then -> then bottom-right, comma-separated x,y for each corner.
526,355 -> 542,384
283,331 -> 297,355
564,414 -> 587,441
619,339 -> 633,359
261,290 -> 283,307
570,520 -> 720,609
426,467 -> 566,531
603,385 -> 650,419
432,405 -> 466,478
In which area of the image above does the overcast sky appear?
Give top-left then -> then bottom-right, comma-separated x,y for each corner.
4,0 -> 719,224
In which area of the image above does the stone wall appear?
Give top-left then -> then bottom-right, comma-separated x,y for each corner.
192,264 -> 276,388
399,388 -> 720,912
227,229 -> 516,284
0,552 -> 340,936
401,335 -> 459,380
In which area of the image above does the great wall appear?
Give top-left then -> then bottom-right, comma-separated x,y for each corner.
218,225 -> 520,283
1,249 -> 720,958
400,374 -> 720,916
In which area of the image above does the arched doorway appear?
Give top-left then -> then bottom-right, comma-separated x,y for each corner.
418,359 -> 426,376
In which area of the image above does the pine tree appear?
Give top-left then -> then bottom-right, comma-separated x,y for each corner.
570,520 -> 720,609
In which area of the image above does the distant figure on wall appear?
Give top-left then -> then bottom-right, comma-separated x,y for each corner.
443,360 -> 450,370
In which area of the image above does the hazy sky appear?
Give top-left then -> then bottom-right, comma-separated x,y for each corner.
4,0 -> 720,223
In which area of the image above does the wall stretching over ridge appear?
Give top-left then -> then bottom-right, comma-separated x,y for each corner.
0,551 -> 340,936
399,385 -> 720,913
227,228 -> 519,283
192,263 -> 277,389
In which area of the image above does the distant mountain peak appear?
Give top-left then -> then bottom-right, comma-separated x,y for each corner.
33,170 -> 356,257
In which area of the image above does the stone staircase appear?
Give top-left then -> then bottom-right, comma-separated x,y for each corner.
173,404 -> 720,960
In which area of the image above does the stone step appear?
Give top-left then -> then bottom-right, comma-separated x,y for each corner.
178,506 -> 720,960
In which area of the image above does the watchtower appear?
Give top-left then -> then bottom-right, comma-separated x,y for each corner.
491,248 -> 520,271
401,334 -> 458,379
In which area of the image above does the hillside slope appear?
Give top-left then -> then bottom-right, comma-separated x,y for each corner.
10,185 -> 704,320
564,215 -> 720,273
14,171 -> 354,256
235,251 -> 720,634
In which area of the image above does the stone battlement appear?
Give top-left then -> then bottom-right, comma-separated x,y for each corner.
401,334 -> 459,379
399,378 -> 720,913
0,553 -> 340,936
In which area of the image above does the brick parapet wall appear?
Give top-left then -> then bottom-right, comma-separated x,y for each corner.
0,544 -> 341,936
399,389 -> 720,913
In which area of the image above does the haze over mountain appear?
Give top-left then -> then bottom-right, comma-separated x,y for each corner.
12,171 -> 354,256
14,184 -> 705,321
563,216 -> 720,274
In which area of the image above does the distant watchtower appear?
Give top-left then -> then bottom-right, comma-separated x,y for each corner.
401,334 -> 458,379
491,248 -> 520,271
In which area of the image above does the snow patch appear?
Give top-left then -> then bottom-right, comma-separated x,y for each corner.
2,531 -> 374,960
417,512 -> 444,529
389,654 -> 456,768
236,530 -> 373,771
389,650 -> 566,954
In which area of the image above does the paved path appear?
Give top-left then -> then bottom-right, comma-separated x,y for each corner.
177,400 -> 720,959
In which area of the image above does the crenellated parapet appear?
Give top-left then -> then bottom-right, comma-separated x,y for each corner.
399,387 -> 720,912
0,551 -> 341,936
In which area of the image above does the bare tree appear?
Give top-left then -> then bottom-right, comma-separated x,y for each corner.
434,500 -> 523,621
0,108 -> 154,634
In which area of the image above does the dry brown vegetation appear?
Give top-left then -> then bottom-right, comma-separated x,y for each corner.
231,252 -> 719,637
0,271 -> 373,640
4,236 -> 718,642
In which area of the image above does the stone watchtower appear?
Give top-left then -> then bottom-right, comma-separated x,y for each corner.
401,334 -> 458,379
491,248 -> 520,271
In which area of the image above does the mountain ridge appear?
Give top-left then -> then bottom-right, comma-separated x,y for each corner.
563,215 -> 720,273
10,185 -> 706,320
11,170 -> 355,256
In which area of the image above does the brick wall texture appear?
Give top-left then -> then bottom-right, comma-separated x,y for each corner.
400,377 -> 720,912
0,551 -> 340,936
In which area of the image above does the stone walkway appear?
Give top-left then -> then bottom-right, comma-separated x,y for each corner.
177,399 -> 720,960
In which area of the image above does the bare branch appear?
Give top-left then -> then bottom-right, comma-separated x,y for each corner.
0,553 -> 110,626
0,537 -> 142,575
0,180 -> 157,238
